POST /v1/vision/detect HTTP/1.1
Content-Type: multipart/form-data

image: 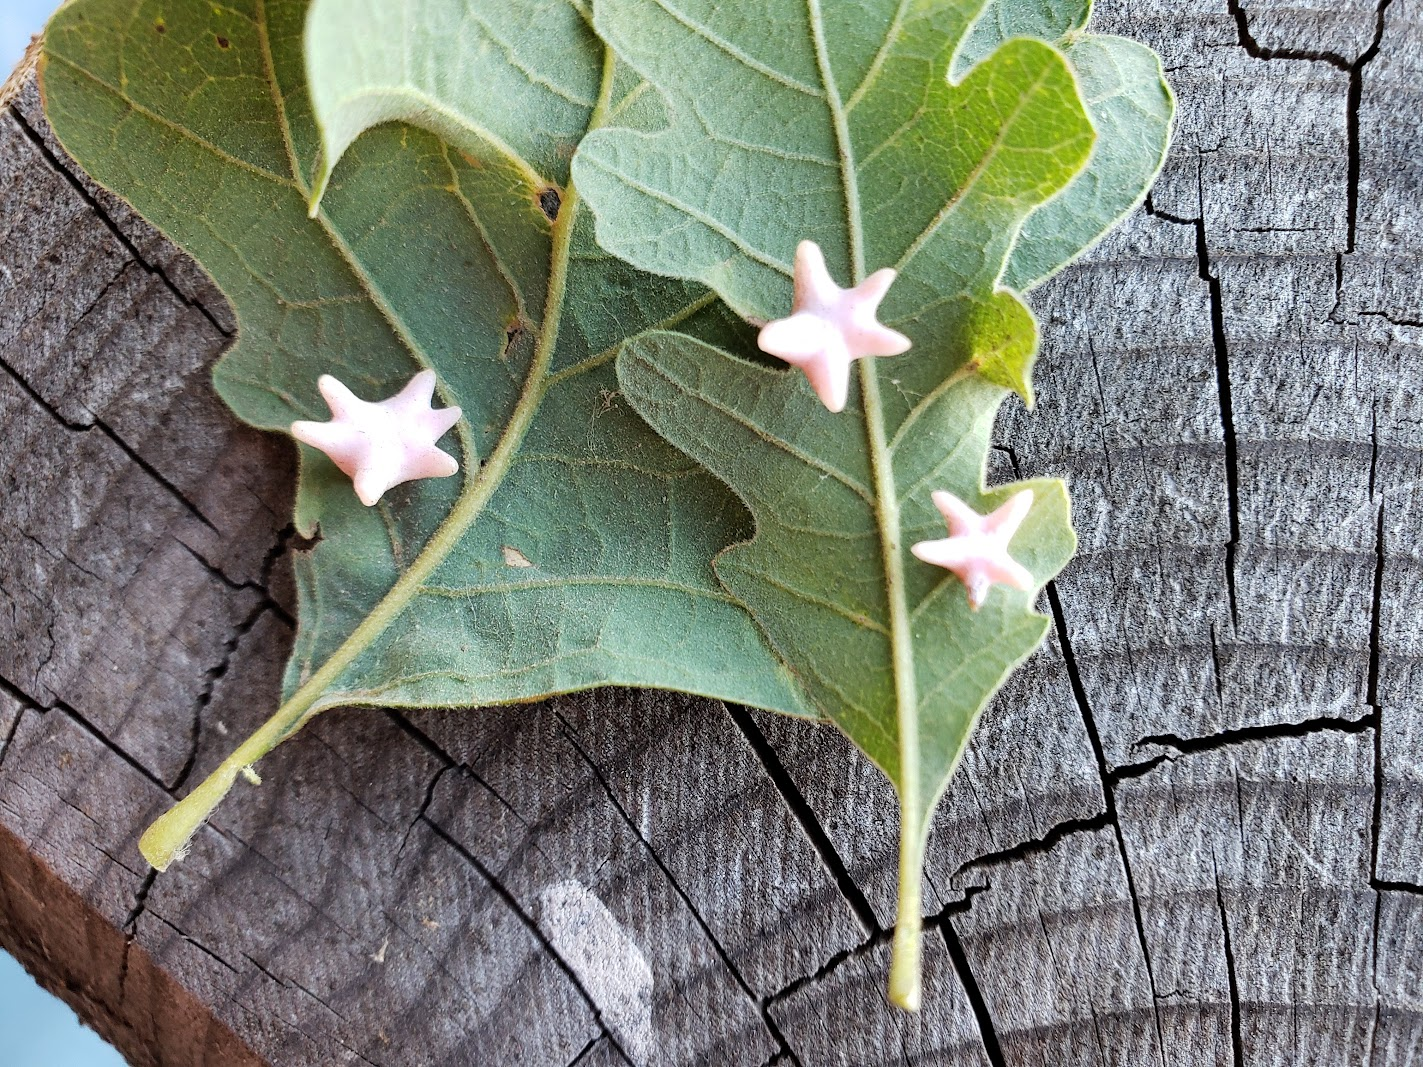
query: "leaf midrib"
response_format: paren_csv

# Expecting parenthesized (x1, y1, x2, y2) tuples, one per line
(805, 0, 919, 808)
(130, 26, 621, 869)
(284, 139, 602, 729)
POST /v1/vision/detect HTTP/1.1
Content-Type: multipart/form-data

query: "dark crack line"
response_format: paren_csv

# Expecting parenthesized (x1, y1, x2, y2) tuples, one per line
(1209, 623, 1227, 712)
(8, 101, 232, 337)
(1045, 582, 1169, 1067)
(148, 912, 238, 974)
(1226, 0, 1395, 253)
(1372, 878, 1423, 896)
(259, 522, 320, 593)
(1368, 502, 1388, 896)
(15, 526, 103, 583)
(1367, 502, 1386, 715)
(92, 845, 144, 881)
(941, 918, 1007, 1067)
(392, 714, 552, 850)
(116, 867, 158, 1000)
(396, 763, 452, 861)
(0, 671, 45, 721)
(1143, 192, 1240, 628)
(0, 702, 27, 774)
(567, 1037, 603, 1067)
(420, 817, 635, 1065)
(238, 954, 381, 1067)
(1226, 0, 1352, 70)
(121, 870, 157, 935)
(1362, 310, 1423, 329)
(0, 669, 176, 799)
(1119, 712, 1374, 781)
(1214, 880, 1245, 1067)
(171, 599, 274, 791)
(68, 262, 134, 338)
(725, 703, 880, 935)
(951, 814, 1112, 881)
(1369, 404, 1381, 500)
(1368, 891, 1385, 1066)
(1085, 334, 1115, 478)
(49, 696, 174, 798)
(551, 710, 804, 1067)
(766, 889, 997, 1030)
(1347, 0, 1395, 254)
(1332, 253, 1348, 323)
(383, 710, 459, 770)
(763, 928, 888, 1010)
(0, 350, 218, 533)
(175, 539, 294, 625)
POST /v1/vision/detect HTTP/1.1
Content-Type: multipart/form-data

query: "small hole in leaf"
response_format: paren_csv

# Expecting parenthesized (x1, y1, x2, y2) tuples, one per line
(538, 187, 561, 222)
(504, 322, 527, 358)
(502, 546, 534, 569)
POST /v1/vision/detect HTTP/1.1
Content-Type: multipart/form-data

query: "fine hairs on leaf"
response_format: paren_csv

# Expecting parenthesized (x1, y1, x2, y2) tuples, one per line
(38, 0, 1171, 1012)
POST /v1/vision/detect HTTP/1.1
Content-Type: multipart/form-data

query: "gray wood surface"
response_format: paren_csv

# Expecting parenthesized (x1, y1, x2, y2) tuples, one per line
(1, 0, 1420, 1063)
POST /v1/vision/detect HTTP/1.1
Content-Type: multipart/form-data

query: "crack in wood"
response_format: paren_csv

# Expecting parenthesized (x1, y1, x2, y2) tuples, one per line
(949, 814, 1112, 882)
(1044, 583, 1170, 1066)
(115, 868, 158, 1001)
(0, 680, 175, 798)
(0, 348, 220, 533)
(175, 540, 294, 625)
(550, 709, 804, 1067)
(1225, 0, 1394, 253)
(420, 816, 637, 1064)
(8, 100, 233, 338)
(940, 919, 1006, 1067)
(1122, 712, 1374, 774)
(1143, 190, 1242, 630)
(171, 599, 278, 791)
(726, 704, 881, 937)
(1214, 879, 1245, 1067)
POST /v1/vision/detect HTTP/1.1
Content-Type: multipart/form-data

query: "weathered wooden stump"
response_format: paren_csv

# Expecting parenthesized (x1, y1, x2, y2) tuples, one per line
(2, 0, 1421, 1062)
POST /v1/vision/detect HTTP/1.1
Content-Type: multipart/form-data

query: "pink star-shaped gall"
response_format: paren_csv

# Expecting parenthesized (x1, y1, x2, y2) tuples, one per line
(291, 370, 462, 506)
(910, 489, 1036, 610)
(757, 240, 912, 412)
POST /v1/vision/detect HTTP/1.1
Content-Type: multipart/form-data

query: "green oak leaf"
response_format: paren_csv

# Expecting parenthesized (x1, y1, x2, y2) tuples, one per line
(40, 0, 815, 872)
(961, 0, 1176, 289)
(572, 0, 1106, 1007)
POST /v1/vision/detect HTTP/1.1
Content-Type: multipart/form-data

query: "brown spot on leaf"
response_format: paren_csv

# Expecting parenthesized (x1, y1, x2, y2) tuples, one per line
(216, 35, 231, 49)
(154, 19, 166, 33)
(504, 321, 528, 359)
(538, 187, 562, 222)
(502, 546, 534, 569)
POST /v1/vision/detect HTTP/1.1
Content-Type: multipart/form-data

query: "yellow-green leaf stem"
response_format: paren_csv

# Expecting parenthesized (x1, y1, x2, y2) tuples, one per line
(141, 56, 606, 872)
(863, 359, 926, 1010)
(811, 0, 929, 1005)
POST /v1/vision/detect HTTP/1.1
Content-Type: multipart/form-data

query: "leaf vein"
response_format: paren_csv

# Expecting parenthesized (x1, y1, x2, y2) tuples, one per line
(645, 0, 824, 97)
(578, 155, 794, 278)
(638, 357, 874, 502)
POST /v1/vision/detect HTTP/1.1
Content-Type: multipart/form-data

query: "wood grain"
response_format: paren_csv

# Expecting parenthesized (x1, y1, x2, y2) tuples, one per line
(1, 1, 1420, 1063)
